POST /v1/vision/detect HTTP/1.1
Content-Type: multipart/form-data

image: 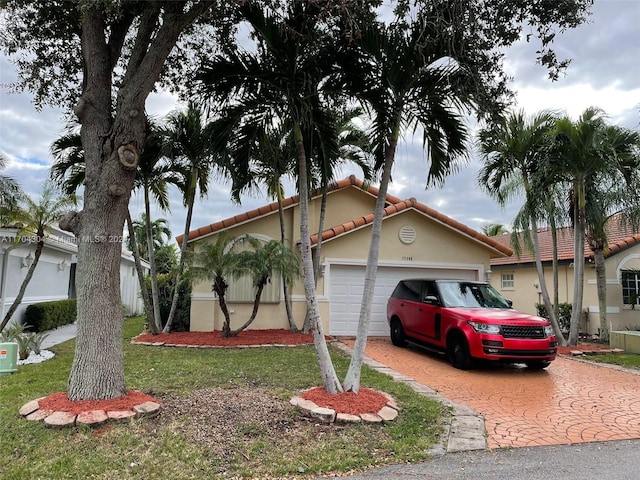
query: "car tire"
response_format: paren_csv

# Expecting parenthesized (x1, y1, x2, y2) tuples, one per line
(525, 360, 551, 370)
(447, 333, 472, 370)
(390, 320, 407, 347)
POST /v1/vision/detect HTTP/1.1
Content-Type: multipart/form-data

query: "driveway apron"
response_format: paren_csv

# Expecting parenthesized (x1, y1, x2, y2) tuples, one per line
(346, 337, 640, 449)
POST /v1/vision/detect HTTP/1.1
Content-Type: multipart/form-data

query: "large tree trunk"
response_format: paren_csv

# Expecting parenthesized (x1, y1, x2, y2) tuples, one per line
(594, 248, 608, 343)
(550, 214, 559, 321)
(125, 211, 158, 334)
(343, 140, 396, 393)
(144, 186, 163, 332)
(568, 180, 586, 346)
(0, 239, 44, 332)
(294, 124, 343, 394)
(65, 3, 209, 400)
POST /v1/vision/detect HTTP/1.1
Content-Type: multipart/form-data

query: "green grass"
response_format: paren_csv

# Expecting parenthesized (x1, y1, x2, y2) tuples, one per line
(0, 317, 446, 479)
(584, 352, 640, 369)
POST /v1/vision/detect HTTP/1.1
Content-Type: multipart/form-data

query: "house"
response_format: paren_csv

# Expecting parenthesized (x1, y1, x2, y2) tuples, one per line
(179, 175, 512, 336)
(1, 226, 149, 327)
(489, 218, 640, 335)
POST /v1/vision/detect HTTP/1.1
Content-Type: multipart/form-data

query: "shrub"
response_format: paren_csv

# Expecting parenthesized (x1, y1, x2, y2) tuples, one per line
(0, 324, 48, 359)
(536, 303, 572, 332)
(144, 272, 191, 332)
(23, 299, 76, 332)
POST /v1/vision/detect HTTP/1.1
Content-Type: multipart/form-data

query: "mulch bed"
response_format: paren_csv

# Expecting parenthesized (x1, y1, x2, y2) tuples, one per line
(301, 386, 389, 416)
(132, 328, 326, 347)
(38, 390, 157, 415)
(557, 343, 620, 355)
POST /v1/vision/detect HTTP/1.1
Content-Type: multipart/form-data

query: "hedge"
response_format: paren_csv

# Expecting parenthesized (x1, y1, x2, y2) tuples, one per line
(536, 302, 572, 332)
(24, 299, 77, 332)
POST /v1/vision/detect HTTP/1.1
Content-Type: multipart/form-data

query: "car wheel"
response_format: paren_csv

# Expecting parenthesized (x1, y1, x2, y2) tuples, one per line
(447, 333, 472, 370)
(525, 360, 551, 370)
(390, 320, 407, 347)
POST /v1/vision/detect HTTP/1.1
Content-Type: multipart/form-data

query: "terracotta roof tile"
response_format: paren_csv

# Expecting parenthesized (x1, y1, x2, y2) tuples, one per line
(176, 176, 512, 257)
(490, 214, 640, 266)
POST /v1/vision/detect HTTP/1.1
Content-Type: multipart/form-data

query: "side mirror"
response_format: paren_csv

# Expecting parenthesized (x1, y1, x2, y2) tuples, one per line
(424, 295, 439, 305)
(507, 299, 513, 308)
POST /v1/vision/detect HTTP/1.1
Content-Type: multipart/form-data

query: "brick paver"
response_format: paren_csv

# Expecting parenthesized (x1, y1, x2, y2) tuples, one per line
(344, 337, 640, 449)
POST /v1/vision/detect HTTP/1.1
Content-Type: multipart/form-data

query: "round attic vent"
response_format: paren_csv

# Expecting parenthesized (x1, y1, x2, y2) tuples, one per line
(398, 225, 416, 244)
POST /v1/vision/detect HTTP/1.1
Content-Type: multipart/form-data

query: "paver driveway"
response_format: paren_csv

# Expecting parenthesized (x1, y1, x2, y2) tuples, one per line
(343, 337, 640, 449)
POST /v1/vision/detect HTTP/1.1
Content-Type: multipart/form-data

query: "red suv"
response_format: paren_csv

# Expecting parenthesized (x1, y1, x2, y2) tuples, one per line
(386, 279, 557, 369)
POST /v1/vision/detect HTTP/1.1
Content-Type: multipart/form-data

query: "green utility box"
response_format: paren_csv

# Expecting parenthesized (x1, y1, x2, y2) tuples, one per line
(0, 342, 18, 375)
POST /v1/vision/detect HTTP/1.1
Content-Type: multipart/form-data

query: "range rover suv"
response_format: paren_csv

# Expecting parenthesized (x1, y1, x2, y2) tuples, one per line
(386, 279, 557, 369)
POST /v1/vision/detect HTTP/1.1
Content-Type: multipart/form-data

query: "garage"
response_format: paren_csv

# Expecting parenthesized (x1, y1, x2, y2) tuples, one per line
(328, 264, 479, 336)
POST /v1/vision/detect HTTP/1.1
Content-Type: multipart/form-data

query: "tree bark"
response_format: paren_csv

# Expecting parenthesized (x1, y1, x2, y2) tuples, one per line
(568, 179, 586, 346)
(295, 124, 343, 394)
(164, 168, 198, 333)
(66, 2, 212, 400)
(343, 138, 396, 392)
(594, 248, 608, 343)
(125, 210, 158, 334)
(277, 192, 297, 332)
(144, 186, 163, 332)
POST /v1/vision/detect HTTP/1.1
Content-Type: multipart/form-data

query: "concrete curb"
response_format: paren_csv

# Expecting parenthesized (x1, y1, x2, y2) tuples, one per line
(332, 341, 486, 454)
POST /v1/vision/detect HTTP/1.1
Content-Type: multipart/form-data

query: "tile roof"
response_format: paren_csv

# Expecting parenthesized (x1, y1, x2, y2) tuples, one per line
(490, 215, 640, 266)
(177, 175, 513, 256)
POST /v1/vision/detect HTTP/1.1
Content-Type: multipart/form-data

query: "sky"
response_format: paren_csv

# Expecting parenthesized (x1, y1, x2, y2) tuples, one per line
(1, 0, 639, 246)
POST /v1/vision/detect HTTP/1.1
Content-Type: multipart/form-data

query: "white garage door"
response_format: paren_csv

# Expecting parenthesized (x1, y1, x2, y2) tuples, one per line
(328, 264, 478, 336)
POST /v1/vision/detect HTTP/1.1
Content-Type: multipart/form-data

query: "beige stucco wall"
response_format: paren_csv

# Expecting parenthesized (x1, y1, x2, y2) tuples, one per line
(189, 188, 500, 333)
(319, 210, 492, 274)
(491, 243, 640, 336)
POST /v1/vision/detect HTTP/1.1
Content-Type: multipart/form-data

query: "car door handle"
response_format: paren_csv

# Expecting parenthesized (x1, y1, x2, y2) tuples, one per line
(417, 307, 423, 311)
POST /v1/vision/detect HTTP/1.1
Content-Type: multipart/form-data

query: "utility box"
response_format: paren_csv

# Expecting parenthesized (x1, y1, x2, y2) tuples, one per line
(0, 342, 18, 375)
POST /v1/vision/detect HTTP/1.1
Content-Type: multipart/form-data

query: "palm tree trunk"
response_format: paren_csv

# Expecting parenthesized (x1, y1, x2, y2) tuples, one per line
(0, 241, 44, 332)
(229, 281, 266, 336)
(569, 180, 586, 345)
(594, 248, 608, 343)
(144, 186, 163, 333)
(125, 211, 158, 335)
(277, 193, 297, 332)
(530, 215, 566, 346)
(303, 184, 328, 333)
(164, 169, 197, 333)
(343, 138, 396, 392)
(295, 124, 343, 394)
(550, 214, 560, 321)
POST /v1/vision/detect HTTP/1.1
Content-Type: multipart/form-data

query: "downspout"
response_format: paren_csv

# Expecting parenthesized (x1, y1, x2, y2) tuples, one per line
(0, 244, 17, 321)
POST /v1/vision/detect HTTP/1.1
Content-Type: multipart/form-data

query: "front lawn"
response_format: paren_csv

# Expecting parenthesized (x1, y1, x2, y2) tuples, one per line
(0, 317, 446, 479)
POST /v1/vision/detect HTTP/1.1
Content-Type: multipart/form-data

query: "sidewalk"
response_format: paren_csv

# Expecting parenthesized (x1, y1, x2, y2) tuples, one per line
(41, 323, 77, 349)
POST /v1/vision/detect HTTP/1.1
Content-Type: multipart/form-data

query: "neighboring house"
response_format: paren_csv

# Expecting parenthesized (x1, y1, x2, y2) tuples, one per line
(0, 226, 149, 327)
(489, 218, 640, 335)
(179, 175, 512, 336)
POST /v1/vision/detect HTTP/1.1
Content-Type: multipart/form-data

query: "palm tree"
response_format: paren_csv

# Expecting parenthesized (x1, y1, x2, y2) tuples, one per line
(482, 223, 508, 237)
(160, 101, 222, 333)
(478, 110, 566, 343)
(228, 237, 301, 336)
(338, 16, 471, 392)
(549, 107, 639, 345)
(0, 153, 24, 223)
(187, 233, 247, 338)
(197, 1, 346, 393)
(0, 181, 76, 333)
(128, 215, 171, 260)
(580, 126, 640, 343)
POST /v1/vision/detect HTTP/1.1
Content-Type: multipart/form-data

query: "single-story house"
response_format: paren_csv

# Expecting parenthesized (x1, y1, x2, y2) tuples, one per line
(178, 175, 513, 336)
(1, 226, 149, 327)
(489, 217, 640, 335)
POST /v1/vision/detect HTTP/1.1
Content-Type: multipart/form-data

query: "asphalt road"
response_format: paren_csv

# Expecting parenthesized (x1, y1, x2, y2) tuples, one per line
(317, 439, 640, 479)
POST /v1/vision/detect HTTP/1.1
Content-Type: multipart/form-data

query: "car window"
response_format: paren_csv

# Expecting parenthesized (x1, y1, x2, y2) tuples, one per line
(393, 280, 422, 302)
(437, 282, 511, 308)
